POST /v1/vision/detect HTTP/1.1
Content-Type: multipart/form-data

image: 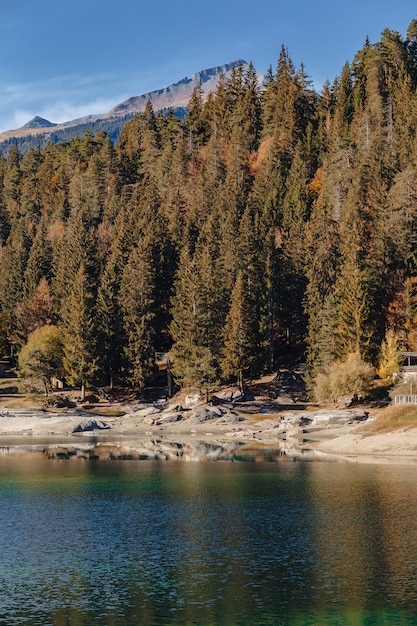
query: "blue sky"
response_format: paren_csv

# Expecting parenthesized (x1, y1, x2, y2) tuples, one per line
(0, 0, 416, 133)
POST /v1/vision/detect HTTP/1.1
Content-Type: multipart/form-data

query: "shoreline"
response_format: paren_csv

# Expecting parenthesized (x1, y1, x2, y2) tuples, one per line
(2, 398, 417, 463)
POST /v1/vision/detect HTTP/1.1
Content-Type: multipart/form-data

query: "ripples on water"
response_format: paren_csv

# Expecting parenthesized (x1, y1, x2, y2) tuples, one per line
(1, 455, 417, 625)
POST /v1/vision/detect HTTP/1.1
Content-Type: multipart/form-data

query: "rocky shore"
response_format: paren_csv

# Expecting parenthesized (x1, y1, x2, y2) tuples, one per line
(2, 396, 417, 463)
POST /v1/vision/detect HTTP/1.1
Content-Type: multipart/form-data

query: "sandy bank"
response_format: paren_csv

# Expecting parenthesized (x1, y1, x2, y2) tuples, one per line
(308, 422, 417, 462)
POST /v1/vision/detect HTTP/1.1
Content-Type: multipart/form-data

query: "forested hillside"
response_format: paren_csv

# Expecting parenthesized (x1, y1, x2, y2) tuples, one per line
(1, 23, 417, 399)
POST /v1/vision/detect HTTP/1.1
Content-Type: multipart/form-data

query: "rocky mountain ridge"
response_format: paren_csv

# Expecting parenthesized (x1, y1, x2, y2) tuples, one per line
(0, 60, 263, 155)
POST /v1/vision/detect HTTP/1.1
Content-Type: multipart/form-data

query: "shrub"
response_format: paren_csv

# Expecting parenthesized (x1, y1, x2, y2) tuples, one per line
(313, 352, 375, 402)
(43, 395, 74, 408)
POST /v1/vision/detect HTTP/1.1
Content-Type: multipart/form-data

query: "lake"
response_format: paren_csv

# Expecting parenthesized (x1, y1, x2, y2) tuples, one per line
(1, 449, 417, 625)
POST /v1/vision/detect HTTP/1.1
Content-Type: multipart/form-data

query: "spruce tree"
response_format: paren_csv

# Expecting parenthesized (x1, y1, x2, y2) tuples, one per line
(96, 254, 126, 388)
(186, 80, 208, 152)
(333, 255, 373, 360)
(170, 249, 219, 393)
(119, 236, 156, 389)
(61, 265, 98, 401)
(221, 271, 261, 392)
(22, 223, 52, 300)
(0, 220, 31, 319)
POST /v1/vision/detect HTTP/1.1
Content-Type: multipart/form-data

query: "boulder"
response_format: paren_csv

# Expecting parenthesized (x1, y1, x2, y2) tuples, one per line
(280, 408, 368, 427)
(192, 406, 223, 423)
(132, 405, 162, 417)
(311, 409, 368, 425)
(213, 389, 238, 402)
(212, 389, 252, 403)
(280, 412, 305, 425)
(185, 394, 200, 405)
(153, 412, 183, 425)
(165, 403, 184, 413)
(72, 419, 110, 433)
(219, 411, 244, 424)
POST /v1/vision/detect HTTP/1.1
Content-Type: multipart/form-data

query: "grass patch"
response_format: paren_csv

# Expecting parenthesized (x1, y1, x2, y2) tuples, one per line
(363, 404, 417, 435)
(0, 394, 44, 409)
(83, 406, 126, 418)
(401, 409, 417, 422)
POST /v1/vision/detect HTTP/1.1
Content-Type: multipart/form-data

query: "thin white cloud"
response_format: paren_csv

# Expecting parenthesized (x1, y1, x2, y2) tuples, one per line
(38, 96, 127, 124)
(7, 96, 126, 131)
(0, 72, 132, 133)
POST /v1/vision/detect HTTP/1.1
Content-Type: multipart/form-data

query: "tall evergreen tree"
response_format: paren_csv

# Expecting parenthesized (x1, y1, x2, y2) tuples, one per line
(119, 236, 156, 389)
(170, 249, 218, 393)
(333, 254, 374, 360)
(221, 271, 262, 391)
(96, 254, 126, 387)
(61, 265, 98, 400)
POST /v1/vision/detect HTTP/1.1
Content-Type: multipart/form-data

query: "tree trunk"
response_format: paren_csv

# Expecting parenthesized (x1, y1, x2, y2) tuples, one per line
(239, 368, 245, 395)
(167, 358, 172, 398)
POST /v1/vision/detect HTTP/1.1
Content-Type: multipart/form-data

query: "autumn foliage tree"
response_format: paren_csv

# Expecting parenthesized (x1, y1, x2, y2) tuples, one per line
(18, 325, 64, 395)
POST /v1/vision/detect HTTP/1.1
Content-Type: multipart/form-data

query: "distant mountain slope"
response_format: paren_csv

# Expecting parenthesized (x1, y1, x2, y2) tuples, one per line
(21, 116, 58, 130)
(0, 60, 261, 155)
(107, 61, 251, 116)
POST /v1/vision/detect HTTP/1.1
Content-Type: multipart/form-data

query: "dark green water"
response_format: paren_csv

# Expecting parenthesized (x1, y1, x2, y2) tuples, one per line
(1, 455, 417, 625)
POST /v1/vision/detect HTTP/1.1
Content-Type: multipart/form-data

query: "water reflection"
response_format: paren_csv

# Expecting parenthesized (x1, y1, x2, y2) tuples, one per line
(306, 463, 417, 614)
(0, 436, 301, 462)
(1, 457, 417, 624)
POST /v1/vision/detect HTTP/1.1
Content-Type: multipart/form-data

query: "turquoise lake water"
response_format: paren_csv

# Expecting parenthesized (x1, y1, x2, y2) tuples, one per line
(1, 453, 417, 625)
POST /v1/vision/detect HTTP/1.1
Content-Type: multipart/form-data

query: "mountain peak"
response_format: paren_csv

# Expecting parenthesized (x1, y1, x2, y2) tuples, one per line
(107, 60, 251, 117)
(21, 116, 57, 130)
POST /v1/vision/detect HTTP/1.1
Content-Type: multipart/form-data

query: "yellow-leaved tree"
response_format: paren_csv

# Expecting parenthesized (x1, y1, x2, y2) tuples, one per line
(377, 329, 402, 381)
(18, 325, 64, 395)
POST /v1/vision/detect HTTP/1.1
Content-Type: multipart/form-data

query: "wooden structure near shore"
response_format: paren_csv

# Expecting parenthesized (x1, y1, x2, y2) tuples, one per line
(395, 352, 417, 404)
(401, 352, 417, 374)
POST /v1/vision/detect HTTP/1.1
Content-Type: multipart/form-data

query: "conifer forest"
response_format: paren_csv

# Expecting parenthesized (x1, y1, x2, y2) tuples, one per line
(2, 24, 417, 398)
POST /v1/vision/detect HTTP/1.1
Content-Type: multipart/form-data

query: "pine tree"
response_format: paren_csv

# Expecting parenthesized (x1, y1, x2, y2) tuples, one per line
(61, 265, 98, 400)
(158, 137, 188, 247)
(385, 165, 417, 272)
(3, 142, 21, 220)
(332, 62, 354, 142)
(193, 212, 231, 359)
(52, 205, 99, 316)
(0, 220, 31, 319)
(170, 249, 219, 393)
(304, 204, 341, 370)
(186, 80, 208, 152)
(0, 312, 12, 358)
(96, 254, 126, 387)
(333, 255, 373, 359)
(119, 236, 156, 389)
(18, 147, 42, 221)
(221, 271, 261, 392)
(0, 172, 10, 244)
(22, 223, 52, 299)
